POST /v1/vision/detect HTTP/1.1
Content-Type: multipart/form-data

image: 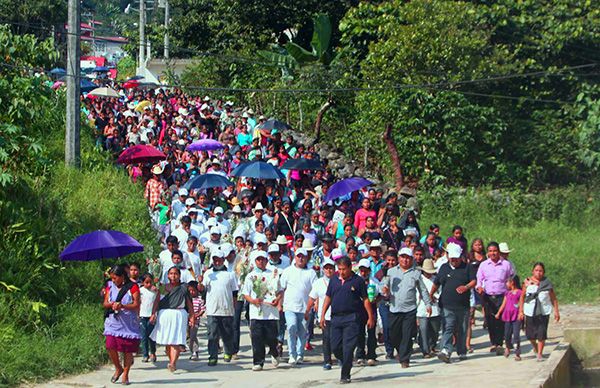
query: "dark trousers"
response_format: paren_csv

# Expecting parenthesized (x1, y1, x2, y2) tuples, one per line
(139, 317, 156, 357)
(277, 310, 286, 343)
(322, 320, 332, 364)
(378, 303, 394, 357)
(250, 319, 280, 365)
(232, 300, 245, 354)
(331, 314, 360, 380)
(307, 309, 316, 343)
(207, 315, 234, 360)
(504, 320, 521, 353)
(417, 316, 441, 355)
(389, 309, 417, 363)
(355, 319, 377, 360)
(484, 294, 505, 347)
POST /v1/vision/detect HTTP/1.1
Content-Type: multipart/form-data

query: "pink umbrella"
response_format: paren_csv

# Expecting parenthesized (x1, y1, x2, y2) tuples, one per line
(52, 81, 65, 90)
(117, 145, 167, 165)
(123, 80, 140, 89)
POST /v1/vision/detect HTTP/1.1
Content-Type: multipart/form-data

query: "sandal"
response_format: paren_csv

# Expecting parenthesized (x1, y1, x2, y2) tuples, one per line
(110, 370, 123, 384)
(149, 354, 157, 363)
(168, 363, 177, 373)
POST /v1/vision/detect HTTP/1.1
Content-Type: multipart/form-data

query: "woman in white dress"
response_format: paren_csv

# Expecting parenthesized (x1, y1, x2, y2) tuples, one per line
(150, 266, 195, 372)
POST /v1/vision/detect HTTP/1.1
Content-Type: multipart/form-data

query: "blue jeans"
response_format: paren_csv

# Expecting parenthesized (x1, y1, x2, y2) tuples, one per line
(440, 307, 469, 356)
(284, 311, 306, 359)
(139, 317, 156, 357)
(378, 303, 394, 356)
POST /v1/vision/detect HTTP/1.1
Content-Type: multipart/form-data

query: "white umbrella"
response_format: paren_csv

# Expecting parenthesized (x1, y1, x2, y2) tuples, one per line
(88, 87, 120, 98)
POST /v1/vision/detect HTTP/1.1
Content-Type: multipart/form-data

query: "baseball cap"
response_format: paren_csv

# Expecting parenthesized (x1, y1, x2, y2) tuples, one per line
(178, 188, 189, 196)
(331, 248, 344, 261)
(446, 242, 463, 259)
(185, 198, 195, 206)
(322, 258, 336, 268)
(296, 248, 308, 257)
(358, 259, 371, 269)
(254, 234, 267, 245)
(211, 249, 224, 258)
(214, 206, 224, 214)
(399, 247, 413, 257)
(220, 242, 234, 255)
(268, 243, 280, 253)
(209, 226, 221, 235)
(250, 250, 268, 261)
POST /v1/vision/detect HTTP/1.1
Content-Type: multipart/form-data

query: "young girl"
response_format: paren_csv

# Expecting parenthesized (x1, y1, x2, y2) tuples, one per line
(495, 275, 522, 360)
(518, 262, 560, 361)
(139, 273, 157, 363)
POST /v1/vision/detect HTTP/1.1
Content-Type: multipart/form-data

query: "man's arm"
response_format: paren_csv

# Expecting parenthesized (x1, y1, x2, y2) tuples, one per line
(363, 298, 375, 328)
(320, 296, 331, 327)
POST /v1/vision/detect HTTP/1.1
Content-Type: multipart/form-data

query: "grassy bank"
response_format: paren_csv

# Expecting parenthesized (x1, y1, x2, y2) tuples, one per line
(419, 186, 600, 303)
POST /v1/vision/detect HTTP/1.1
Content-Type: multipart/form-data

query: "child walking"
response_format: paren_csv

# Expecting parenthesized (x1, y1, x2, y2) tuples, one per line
(139, 273, 157, 362)
(188, 280, 205, 361)
(495, 275, 522, 361)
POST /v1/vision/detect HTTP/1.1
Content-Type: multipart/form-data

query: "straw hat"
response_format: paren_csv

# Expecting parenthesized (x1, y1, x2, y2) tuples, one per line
(275, 235, 289, 245)
(420, 259, 437, 274)
(499, 242, 512, 253)
(151, 164, 164, 175)
(302, 239, 315, 251)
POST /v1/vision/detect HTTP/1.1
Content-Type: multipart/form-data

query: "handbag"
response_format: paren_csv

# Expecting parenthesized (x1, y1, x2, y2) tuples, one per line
(104, 281, 135, 318)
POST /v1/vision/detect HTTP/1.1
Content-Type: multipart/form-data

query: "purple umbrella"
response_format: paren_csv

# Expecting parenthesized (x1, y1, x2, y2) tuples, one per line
(187, 139, 224, 152)
(324, 177, 373, 203)
(59, 230, 144, 261)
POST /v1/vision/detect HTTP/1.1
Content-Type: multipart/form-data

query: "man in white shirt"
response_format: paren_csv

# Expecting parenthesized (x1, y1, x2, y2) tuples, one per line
(305, 258, 335, 370)
(202, 227, 223, 265)
(241, 250, 283, 371)
(185, 236, 202, 278)
(214, 207, 231, 234)
(280, 248, 318, 365)
(171, 215, 198, 248)
(199, 249, 239, 366)
(266, 242, 290, 348)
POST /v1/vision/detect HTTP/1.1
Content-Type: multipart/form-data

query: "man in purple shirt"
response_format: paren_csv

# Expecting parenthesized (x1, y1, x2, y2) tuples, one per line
(476, 241, 515, 354)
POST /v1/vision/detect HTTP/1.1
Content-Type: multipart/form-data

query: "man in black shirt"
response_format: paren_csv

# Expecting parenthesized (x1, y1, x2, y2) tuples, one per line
(321, 257, 375, 384)
(430, 243, 476, 363)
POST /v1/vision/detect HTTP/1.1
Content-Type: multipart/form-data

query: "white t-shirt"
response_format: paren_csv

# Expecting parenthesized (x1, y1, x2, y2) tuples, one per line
(159, 249, 189, 284)
(309, 277, 331, 321)
(202, 268, 238, 316)
(241, 268, 281, 320)
(266, 256, 291, 276)
(417, 275, 440, 318)
(185, 250, 203, 277)
(280, 265, 318, 313)
(139, 287, 157, 318)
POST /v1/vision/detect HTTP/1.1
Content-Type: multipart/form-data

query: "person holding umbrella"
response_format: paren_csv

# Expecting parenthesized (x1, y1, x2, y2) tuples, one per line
(103, 264, 141, 385)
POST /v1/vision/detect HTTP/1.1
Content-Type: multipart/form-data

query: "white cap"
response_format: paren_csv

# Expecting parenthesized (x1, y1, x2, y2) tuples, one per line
(188, 207, 199, 214)
(268, 243, 280, 253)
(247, 109, 254, 115)
(322, 258, 336, 268)
(399, 247, 413, 257)
(185, 198, 195, 206)
(200, 103, 209, 111)
(369, 239, 382, 249)
(250, 250, 268, 261)
(275, 235, 288, 245)
(203, 96, 210, 102)
(232, 205, 242, 213)
(205, 218, 218, 227)
(178, 188, 189, 196)
(209, 226, 221, 235)
(225, 101, 234, 106)
(259, 115, 266, 120)
(358, 259, 371, 269)
(214, 206, 224, 214)
(242, 112, 249, 118)
(331, 248, 344, 261)
(211, 158, 222, 166)
(253, 203, 264, 211)
(211, 249, 224, 258)
(254, 233, 267, 245)
(295, 248, 308, 257)
(220, 242, 234, 255)
(446, 242, 463, 259)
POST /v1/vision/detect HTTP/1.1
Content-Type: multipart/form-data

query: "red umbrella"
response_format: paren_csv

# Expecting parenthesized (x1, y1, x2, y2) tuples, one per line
(123, 80, 140, 89)
(117, 145, 166, 165)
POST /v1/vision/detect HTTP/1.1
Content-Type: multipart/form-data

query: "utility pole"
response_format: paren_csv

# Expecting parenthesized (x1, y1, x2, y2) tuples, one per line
(163, 0, 169, 59)
(65, 0, 81, 168)
(139, 0, 146, 70)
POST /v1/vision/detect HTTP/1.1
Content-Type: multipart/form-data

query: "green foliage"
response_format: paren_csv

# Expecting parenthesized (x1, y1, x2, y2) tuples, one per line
(116, 56, 136, 81)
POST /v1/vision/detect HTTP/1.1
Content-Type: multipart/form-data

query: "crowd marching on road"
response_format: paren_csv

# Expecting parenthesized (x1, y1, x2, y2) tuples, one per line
(95, 85, 561, 385)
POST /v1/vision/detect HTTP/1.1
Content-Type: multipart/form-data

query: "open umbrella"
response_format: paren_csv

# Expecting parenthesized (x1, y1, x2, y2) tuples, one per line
(257, 119, 290, 132)
(187, 139, 224, 152)
(122, 80, 139, 89)
(230, 161, 285, 180)
(117, 144, 166, 165)
(60, 230, 144, 261)
(127, 75, 145, 81)
(324, 177, 373, 203)
(49, 67, 66, 76)
(51, 80, 65, 90)
(93, 66, 109, 72)
(89, 87, 120, 98)
(184, 173, 233, 191)
(281, 158, 323, 171)
(135, 100, 152, 112)
(80, 79, 97, 93)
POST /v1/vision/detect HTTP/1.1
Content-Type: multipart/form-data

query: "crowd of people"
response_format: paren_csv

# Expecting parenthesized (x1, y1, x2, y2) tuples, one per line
(96, 85, 561, 385)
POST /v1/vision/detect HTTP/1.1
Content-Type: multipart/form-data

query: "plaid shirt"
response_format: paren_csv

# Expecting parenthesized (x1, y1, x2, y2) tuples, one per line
(145, 178, 163, 209)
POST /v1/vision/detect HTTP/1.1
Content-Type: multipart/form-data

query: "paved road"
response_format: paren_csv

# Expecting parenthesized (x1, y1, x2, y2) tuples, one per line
(37, 313, 562, 388)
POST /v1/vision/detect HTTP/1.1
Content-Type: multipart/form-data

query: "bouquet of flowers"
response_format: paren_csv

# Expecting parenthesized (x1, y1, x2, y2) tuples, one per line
(251, 274, 276, 316)
(236, 254, 252, 301)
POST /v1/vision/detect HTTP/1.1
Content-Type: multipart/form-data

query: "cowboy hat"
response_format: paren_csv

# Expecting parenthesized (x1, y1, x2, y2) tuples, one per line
(420, 258, 436, 274)
(499, 242, 512, 253)
(302, 240, 315, 251)
(151, 164, 164, 175)
(275, 235, 288, 245)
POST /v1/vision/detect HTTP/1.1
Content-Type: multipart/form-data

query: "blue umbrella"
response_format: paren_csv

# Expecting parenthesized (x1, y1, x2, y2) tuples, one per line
(281, 158, 323, 171)
(127, 75, 145, 81)
(324, 177, 373, 203)
(184, 173, 233, 191)
(257, 119, 290, 132)
(230, 161, 285, 180)
(60, 230, 144, 261)
(49, 67, 66, 75)
(93, 66, 109, 72)
(80, 79, 97, 93)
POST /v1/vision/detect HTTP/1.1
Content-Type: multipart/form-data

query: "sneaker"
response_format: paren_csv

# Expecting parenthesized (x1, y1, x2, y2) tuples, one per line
(149, 355, 157, 363)
(288, 356, 297, 366)
(141, 357, 149, 363)
(296, 356, 304, 364)
(459, 355, 467, 361)
(356, 359, 365, 366)
(271, 355, 280, 367)
(367, 359, 377, 366)
(223, 354, 232, 363)
(305, 342, 314, 351)
(438, 351, 451, 364)
(340, 378, 351, 384)
(252, 364, 263, 371)
(232, 353, 240, 360)
(323, 363, 332, 370)
(208, 359, 218, 367)
(189, 353, 199, 361)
